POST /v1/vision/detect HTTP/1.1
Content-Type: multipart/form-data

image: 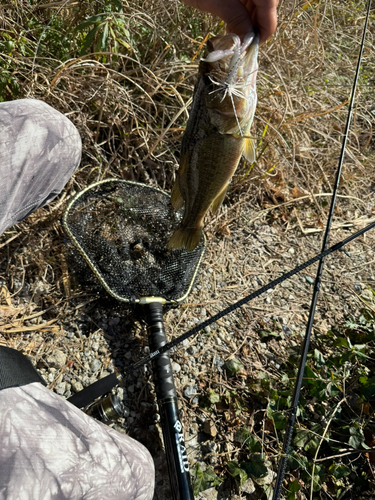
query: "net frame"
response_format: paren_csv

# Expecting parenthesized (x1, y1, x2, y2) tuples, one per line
(62, 179, 206, 304)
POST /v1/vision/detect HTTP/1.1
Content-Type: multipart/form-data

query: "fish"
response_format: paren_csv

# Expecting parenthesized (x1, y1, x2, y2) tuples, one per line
(167, 30, 259, 251)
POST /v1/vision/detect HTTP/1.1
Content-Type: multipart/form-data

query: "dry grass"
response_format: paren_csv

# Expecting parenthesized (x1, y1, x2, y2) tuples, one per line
(1, 0, 375, 498)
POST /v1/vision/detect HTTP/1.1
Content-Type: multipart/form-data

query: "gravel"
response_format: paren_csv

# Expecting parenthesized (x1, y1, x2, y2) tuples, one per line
(2, 206, 374, 500)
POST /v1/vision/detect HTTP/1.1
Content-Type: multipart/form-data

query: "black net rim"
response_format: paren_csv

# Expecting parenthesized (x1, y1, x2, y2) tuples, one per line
(62, 178, 206, 304)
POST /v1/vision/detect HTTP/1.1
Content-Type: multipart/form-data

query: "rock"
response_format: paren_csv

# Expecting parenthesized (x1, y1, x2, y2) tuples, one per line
(184, 385, 197, 399)
(203, 421, 218, 437)
(305, 276, 314, 284)
(197, 487, 218, 500)
(71, 380, 83, 393)
(172, 362, 181, 373)
(46, 351, 67, 369)
(242, 477, 256, 494)
(213, 356, 225, 370)
(55, 382, 66, 396)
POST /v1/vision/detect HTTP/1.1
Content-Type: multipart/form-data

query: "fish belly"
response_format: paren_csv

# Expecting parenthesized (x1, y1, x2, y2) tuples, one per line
(168, 131, 243, 251)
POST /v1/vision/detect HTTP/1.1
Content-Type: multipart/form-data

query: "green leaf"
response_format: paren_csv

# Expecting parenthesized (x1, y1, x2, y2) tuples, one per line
(234, 427, 262, 453)
(263, 484, 274, 500)
(81, 26, 100, 55)
(294, 429, 309, 449)
(259, 329, 281, 339)
(224, 357, 244, 376)
(271, 411, 287, 430)
(314, 349, 326, 367)
(362, 376, 375, 399)
(227, 461, 248, 486)
(334, 337, 349, 348)
(311, 464, 326, 491)
(329, 464, 351, 479)
(75, 16, 102, 32)
(242, 455, 268, 478)
(348, 426, 364, 449)
(288, 479, 301, 493)
(192, 464, 223, 495)
(208, 389, 220, 404)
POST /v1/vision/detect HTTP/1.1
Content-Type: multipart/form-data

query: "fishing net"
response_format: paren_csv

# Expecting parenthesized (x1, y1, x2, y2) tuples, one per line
(62, 179, 206, 303)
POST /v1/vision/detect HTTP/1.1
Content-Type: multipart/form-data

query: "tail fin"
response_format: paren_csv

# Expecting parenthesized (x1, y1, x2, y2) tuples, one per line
(167, 226, 202, 251)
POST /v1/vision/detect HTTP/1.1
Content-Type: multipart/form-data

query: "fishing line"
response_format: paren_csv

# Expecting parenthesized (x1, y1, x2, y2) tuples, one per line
(69, 218, 375, 408)
(272, 1, 373, 499)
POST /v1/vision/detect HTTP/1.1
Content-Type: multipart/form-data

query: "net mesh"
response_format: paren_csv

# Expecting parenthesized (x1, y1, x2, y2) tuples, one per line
(63, 180, 205, 302)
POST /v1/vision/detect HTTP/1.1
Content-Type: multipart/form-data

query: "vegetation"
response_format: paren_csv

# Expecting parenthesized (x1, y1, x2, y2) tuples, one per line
(1, 1, 375, 499)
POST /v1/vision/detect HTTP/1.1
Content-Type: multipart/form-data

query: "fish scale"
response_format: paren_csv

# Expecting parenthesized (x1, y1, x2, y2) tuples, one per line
(168, 31, 259, 251)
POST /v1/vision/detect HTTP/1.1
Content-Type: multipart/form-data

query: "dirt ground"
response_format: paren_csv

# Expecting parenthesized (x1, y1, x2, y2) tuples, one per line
(0, 1, 375, 499)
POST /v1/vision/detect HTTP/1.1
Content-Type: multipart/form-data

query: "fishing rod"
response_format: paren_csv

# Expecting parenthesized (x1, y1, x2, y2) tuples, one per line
(68, 218, 375, 408)
(272, 1, 373, 499)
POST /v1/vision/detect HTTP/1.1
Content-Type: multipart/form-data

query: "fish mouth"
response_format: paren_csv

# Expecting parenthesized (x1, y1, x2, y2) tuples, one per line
(203, 31, 259, 71)
(202, 31, 259, 96)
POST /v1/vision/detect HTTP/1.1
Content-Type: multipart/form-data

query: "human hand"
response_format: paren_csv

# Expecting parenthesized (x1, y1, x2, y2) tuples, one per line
(181, 0, 279, 43)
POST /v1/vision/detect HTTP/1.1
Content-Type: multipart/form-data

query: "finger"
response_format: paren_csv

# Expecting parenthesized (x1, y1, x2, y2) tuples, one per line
(247, 0, 279, 43)
(182, 0, 254, 39)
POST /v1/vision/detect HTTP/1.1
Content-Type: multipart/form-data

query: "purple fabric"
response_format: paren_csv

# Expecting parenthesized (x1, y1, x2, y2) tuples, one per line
(0, 100, 155, 499)
(0, 99, 82, 233)
(0, 383, 154, 500)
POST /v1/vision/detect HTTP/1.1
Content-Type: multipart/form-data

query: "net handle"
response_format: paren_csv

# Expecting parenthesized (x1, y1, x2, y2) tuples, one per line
(145, 302, 193, 500)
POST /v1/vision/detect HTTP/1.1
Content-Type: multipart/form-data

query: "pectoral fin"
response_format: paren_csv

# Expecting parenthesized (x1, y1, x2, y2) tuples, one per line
(171, 179, 184, 210)
(211, 184, 228, 213)
(243, 137, 256, 163)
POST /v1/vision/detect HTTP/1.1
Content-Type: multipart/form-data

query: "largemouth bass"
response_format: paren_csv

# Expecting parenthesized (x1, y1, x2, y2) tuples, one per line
(168, 31, 259, 251)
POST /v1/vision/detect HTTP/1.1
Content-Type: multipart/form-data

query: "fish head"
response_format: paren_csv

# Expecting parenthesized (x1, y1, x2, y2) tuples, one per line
(200, 31, 259, 135)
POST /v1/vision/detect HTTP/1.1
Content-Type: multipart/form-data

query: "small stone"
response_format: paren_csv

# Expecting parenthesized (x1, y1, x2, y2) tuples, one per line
(46, 351, 67, 369)
(213, 356, 225, 370)
(305, 276, 314, 284)
(90, 359, 102, 373)
(55, 382, 66, 396)
(203, 421, 218, 437)
(172, 362, 181, 373)
(197, 487, 218, 500)
(71, 380, 83, 393)
(252, 468, 276, 486)
(91, 342, 99, 351)
(184, 385, 197, 399)
(354, 283, 362, 292)
(288, 247, 295, 254)
(242, 477, 256, 494)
